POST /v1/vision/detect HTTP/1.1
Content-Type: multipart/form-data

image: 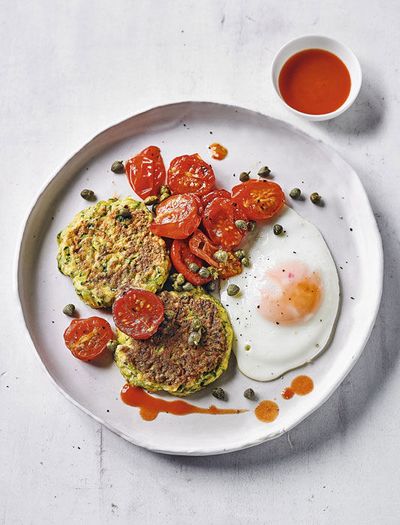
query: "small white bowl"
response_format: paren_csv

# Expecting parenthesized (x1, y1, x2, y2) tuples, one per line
(271, 35, 362, 121)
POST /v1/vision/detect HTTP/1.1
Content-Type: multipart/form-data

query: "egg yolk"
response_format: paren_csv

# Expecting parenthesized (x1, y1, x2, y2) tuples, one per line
(260, 262, 322, 325)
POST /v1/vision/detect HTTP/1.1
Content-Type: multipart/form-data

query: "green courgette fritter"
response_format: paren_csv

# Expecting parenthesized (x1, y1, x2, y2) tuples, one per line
(114, 289, 233, 396)
(57, 197, 170, 308)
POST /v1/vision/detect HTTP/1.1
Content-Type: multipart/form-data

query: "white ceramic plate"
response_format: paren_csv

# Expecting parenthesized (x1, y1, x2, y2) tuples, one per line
(16, 102, 383, 455)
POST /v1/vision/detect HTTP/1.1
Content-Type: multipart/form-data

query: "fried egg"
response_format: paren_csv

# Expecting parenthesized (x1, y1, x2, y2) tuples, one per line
(220, 206, 340, 381)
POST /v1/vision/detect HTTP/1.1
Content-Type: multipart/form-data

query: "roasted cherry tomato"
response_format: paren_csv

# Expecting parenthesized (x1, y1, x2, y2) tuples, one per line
(201, 189, 231, 207)
(188, 230, 242, 279)
(64, 317, 114, 362)
(112, 289, 164, 340)
(217, 252, 243, 279)
(171, 239, 212, 285)
(232, 180, 285, 221)
(125, 146, 166, 200)
(168, 154, 216, 196)
(150, 193, 201, 239)
(202, 197, 245, 249)
(189, 230, 219, 267)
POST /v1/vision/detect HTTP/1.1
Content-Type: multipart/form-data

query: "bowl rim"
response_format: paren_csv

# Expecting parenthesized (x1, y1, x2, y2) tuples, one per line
(271, 34, 362, 120)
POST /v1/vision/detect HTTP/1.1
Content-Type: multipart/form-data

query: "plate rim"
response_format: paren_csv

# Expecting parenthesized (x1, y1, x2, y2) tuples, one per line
(14, 100, 384, 456)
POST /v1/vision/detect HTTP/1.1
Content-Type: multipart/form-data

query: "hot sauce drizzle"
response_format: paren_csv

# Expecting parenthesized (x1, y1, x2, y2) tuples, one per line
(281, 375, 314, 399)
(254, 400, 279, 423)
(121, 384, 247, 420)
(278, 48, 351, 115)
(209, 143, 228, 160)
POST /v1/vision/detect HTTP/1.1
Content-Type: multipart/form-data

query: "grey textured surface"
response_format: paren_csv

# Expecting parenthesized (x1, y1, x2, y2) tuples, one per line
(1, 0, 399, 523)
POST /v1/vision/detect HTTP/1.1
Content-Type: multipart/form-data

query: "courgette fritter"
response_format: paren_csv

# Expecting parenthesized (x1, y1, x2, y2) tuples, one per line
(57, 197, 170, 308)
(114, 290, 233, 396)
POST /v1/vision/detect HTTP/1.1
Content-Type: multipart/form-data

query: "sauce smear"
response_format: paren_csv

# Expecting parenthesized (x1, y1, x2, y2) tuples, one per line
(279, 49, 351, 115)
(281, 387, 295, 400)
(209, 143, 228, 160)
(255, 400, 279, 423)
(121, 384, 246, 421)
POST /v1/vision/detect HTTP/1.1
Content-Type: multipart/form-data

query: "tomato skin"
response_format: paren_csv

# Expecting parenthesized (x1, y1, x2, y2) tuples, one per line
(188, 230, 242, 279)
(125, 146, 166, 200)
(202, 197, 245, 250)
(201, 189, 231, 208)
(112, 289, 164, 340)
(189, 230, 219, 267)
(64, 317, 114, 362)
(168, 154, 216, 196)
(150, 193, 201, 239)
(232, 180, 285, 221)
(170, 239, 212, 285)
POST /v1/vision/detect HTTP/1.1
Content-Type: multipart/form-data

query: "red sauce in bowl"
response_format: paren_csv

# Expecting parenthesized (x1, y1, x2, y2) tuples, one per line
(278, 49, 351, 115)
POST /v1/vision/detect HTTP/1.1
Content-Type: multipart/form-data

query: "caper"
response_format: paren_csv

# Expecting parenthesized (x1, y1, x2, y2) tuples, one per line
(234, 249, 246, 260)
(164, 310, 175, 320)
(188, 262, 200, 273)
(241, 257, 250, 267)
(106, 340, 118, 352)
(258, 166, 271, 178)
(273, 224, 283, 235)
(206, 280, 217, 293)
(111, 160, 125, 174)
(188, 331, 202, 346)
(182, 282, 194, 291)
(247, 220, 256, 232)
(80, 189, 96, 201)
(227, 284, 240, 296)
(310, 192, 321, 204)
(62, 304, 75, 316)
(207, 266, 220, 279)
(244, 388, 255, 400)
(235, 219, 248, 230)
(244, 344, 251, 351)
(144, 195, 159, 205)
(191, 318, 202, 331)
(289, 187, 301, 200)
(239, 171, 250, 182)
(213, 250, 228, 263)
(198, 267, 210, 279)
(160, 185, 171, 195)
(212, 387, 226, 400)
(159, 193, 170, 202)
(176, 273, 185, 286)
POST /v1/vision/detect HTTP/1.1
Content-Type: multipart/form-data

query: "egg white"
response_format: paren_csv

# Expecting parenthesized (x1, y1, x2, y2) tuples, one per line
(220, 206, 340, 381)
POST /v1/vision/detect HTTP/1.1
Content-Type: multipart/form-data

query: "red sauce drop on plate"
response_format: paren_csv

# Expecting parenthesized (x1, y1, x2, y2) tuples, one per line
(291, 375, 314, 396)
(278, 49, 351, 115)
(121, 384, 247, 420)
(254, 400, 279, 423)
(282, 375, 314, 400)
(209, 143, 228, 160)
(281, 387, 295, 400)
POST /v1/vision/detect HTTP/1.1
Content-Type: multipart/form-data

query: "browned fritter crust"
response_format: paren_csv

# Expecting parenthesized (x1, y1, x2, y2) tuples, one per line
(115, 290, 233, 395)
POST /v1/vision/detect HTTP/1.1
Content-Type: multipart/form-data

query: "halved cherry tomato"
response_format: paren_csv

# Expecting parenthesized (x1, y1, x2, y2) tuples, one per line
(232, 180, 285, 220)
(188, 230, 242, 279)
(202, 197, 245, 249)
(201, 189, 231, 207)
(171, 239, 212, 285)
(64, 317, 114, 362)
(125, 146, 166, 200)
(112, 289, 164, 340)
(168, 154, 216, 196)
(189, 230, 219, 267)
(150, 194, 201, 239)
(218, 252, 243, 279)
